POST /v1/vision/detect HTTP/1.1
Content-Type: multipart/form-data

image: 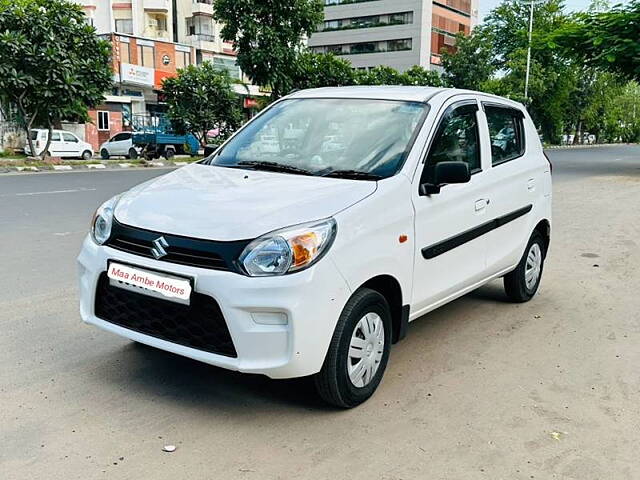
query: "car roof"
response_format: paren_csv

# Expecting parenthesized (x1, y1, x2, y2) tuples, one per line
(287, 86, 524, 110)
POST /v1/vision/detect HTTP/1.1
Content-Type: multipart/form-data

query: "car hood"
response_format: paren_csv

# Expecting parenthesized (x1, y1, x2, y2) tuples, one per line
(114, 163, 377, 240)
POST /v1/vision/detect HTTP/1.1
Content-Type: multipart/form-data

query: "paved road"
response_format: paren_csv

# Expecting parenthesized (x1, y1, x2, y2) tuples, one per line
(1, 146, 639, 479)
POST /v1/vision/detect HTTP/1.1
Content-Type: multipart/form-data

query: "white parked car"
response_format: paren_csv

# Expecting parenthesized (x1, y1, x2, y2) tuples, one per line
(99, 132, 140, 159)
(78, 87, 552, 407)
(25, 129, 93, 159)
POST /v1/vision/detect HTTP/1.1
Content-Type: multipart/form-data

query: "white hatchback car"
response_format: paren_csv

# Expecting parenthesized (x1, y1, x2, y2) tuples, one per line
(26, 129, 93, 159)
(99, 132, 140, 159)
(78, 87, 552, 407)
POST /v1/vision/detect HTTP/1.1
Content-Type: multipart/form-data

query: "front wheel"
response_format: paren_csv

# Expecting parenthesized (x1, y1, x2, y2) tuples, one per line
(100, 149, 110, 160)
(314, 288, 392, 408)
(81, 150, 92, 161)
(503, 231, 546, 302)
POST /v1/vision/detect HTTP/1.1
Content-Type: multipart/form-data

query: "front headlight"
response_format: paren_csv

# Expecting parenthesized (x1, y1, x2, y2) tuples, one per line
(90, 195, 120, 245)
(239, 218, 337, 277)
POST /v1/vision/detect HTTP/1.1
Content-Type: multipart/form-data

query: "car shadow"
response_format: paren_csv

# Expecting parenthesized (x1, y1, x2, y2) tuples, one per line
(92, 279, 516, 413)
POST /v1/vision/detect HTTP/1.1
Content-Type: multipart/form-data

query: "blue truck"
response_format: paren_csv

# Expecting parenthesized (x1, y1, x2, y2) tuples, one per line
(130, 113, 200, 160)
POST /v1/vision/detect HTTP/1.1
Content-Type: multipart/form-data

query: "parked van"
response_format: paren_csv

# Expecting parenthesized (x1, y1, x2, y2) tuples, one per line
(78, 87, 552, 407)
(25, 129, 93, 159)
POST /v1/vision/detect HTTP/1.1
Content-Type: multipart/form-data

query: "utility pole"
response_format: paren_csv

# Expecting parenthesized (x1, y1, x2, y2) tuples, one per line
(524, 0, 535, 102)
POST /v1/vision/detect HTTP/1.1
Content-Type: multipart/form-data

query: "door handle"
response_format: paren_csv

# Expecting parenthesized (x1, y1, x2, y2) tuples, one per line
(475, 199, 490, 211)
(527, 178, 536, 191)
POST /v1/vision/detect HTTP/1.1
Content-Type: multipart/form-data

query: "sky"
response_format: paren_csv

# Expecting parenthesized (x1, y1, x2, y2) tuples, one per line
(478, 0, 631, 22)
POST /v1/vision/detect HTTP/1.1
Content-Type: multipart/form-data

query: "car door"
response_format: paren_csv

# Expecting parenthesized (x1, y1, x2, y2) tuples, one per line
(479, 101, 545, 274)
(111, 132, 131, 155)
(61, 132, 81, 157)
(48, 132, 63, 156)
(411, 98, 491, 315)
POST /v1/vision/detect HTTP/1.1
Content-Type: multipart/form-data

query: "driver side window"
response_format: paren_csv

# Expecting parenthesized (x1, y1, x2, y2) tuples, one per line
(423, 103, 480, 183)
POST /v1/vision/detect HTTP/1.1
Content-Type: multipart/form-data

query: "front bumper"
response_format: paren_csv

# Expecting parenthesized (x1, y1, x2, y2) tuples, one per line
(77, 235, 352, 379)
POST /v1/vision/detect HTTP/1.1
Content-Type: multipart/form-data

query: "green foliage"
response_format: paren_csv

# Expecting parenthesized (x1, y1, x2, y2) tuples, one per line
(440, 30, 496, 90)
(551, 1, 640, 80)
(0, 0, 112, 158)
(162, 62, 243, 146)
(290, 52, 357, 90)
(357, 65, 445, 87)
(213, 0, 324, 98)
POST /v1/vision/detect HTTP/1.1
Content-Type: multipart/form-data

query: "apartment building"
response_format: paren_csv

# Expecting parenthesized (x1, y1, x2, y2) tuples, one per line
(72, 0, 261, 150)
(308, 0, 479, 72)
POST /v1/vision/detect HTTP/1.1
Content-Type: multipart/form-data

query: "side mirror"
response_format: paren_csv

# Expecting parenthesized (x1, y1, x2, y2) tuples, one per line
(420, 161, 471, 195)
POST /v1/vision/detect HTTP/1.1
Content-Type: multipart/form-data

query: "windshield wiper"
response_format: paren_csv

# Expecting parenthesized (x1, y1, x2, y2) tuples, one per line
(321, 169, 383, 181)
(237, 160, 314, 176)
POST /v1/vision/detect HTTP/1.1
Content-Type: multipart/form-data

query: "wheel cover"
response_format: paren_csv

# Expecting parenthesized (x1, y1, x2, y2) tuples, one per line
(347, 312, 385, 388)
(525, 243, 542, 290)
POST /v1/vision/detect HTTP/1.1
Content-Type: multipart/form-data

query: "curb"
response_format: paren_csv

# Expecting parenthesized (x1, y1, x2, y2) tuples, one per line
(544, 143, 638, 150)
(0, 161, 195, 175)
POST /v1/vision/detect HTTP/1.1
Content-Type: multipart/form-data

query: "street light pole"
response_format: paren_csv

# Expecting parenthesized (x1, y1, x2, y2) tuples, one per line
(524, 0, 535, 102)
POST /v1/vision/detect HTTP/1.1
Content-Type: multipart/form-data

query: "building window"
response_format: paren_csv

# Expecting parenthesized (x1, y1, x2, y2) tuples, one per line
(320, 11, 413, 32)
(212, 56, 241, 79)
(186, 16, 215, 42)
(97, 111, 110, 131)
(120, 42, 131, 64)
(324, 0, 380, 5)
(176, 50, 191, 69)
(137, 44, 155, 67)
(315, 38, 412, 56)
(115, 19, 133, 35)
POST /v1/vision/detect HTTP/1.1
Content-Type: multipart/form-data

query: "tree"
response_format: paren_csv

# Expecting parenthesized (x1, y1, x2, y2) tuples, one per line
(551, 1, 640, 80)
(213, 0, 324, 98)
(162, 62, 243, 147)
(0, 0, 112, 159)
(290, 52, 357, 90)
(440, 29, 496, 90)
(357, 65, 444, 87)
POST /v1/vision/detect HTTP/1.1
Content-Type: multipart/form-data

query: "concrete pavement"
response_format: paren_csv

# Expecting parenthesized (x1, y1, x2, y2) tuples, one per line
(1, 146, 639, 479)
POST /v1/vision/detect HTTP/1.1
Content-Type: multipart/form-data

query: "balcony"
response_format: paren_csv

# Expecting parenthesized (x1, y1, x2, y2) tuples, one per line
(186, 34, 218, 52)
(143, 0, 169, 12)
(192, 0, 214, 16)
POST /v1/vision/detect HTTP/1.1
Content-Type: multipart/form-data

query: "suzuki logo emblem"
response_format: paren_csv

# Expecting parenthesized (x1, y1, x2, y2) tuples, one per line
(151, 236, 169, 259)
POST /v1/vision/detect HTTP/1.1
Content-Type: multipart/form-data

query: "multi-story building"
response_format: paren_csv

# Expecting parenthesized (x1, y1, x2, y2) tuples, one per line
(71, 0, 261, 150)
(308, 0, 479, 72)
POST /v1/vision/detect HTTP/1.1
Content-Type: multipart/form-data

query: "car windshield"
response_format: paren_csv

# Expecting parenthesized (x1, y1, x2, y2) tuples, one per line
(206, 98, 428, 179)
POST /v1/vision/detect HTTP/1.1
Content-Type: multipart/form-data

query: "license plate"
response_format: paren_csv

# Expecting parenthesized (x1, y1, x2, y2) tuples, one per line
(107, 262, 192, 305)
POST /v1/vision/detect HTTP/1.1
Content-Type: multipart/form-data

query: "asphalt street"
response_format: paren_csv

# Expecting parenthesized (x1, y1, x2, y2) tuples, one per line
(1, 145, 639, 479)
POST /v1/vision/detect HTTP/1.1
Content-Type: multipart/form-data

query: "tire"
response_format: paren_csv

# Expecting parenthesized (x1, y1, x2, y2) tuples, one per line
(314, 288, 392, 408)
(100, 149, 110, 160)
(81, 150, 92, 161)
(164, 147, 175, 159)
(128, 148, 138, 160)
(503, 231, 546, 302)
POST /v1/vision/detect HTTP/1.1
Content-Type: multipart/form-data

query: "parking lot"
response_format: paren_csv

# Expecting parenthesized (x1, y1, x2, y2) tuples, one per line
(1, 145, 639, 479)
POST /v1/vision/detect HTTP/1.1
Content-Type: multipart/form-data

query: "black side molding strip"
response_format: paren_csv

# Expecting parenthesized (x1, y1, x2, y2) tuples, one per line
(422, 204, 533, 259)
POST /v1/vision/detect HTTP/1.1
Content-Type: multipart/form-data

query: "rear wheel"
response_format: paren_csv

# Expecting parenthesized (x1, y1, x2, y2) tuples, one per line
(100, 148, 110, 160)
(314, 288, 391, 408)
(504, 231, 546, 302)
(164, 147, 175, 159)
(128, 148, 138, 160)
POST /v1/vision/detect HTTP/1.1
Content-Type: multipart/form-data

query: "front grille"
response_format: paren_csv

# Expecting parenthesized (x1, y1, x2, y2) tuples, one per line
(95, 273, 237, 357)
(106, 219, 250, 272)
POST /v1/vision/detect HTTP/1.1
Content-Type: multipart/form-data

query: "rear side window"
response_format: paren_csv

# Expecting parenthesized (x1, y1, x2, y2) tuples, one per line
(62, 132, 78, 142)
(485, 105, 525, 165)
(51, 132, 61, 141)
(424, 103, 481, 179)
